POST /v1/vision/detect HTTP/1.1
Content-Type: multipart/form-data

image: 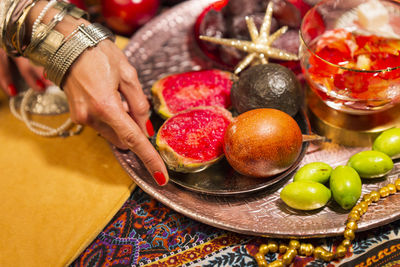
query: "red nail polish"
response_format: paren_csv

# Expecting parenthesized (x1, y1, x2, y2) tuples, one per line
(153, 171, 167, 186)
(36, 79, 45, 90)
(7, 84, 17, 96)
(146, 119, 155, 137)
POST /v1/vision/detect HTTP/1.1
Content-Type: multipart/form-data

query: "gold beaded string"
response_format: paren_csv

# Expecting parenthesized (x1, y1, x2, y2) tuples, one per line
(254, 178, 400, 267)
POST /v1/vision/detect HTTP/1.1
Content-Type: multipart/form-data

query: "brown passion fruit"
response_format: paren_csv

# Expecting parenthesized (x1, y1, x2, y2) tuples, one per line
(223, 108, 302, 178)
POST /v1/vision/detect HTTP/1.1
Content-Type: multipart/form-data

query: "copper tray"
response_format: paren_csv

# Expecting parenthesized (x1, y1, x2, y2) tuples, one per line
(113, 0, 400, 238)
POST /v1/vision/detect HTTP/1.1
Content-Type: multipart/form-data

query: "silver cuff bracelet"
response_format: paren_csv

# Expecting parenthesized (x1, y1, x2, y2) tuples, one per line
(46, 23, 115, 87)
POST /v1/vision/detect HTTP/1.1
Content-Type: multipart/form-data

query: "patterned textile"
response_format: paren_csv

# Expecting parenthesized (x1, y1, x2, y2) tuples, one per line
(71, 188, 400, 267)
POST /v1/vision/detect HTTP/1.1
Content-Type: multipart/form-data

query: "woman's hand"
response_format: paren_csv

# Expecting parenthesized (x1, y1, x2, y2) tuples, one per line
(0, 49, 50, 96)
(63, 40, 169, 186)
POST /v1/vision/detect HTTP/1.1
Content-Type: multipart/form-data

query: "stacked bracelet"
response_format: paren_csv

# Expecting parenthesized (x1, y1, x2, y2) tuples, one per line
(27, 23, 64, 66)
(54, 1, 88, 21)
(1, 1, 20, 55)
(12, 1, 40, 55)
(25, 1, 89, 67)
(3, 1, 112, 88)
(25, 3, 71, 57)
(1, 0, 88, 57)
(45, 23, 114, 87)
(31, 0, 57, 40)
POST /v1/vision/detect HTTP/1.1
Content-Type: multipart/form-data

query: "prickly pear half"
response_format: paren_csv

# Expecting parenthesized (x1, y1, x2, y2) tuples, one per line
(156, 106, 233, 173)
(151, 69, 235, 119)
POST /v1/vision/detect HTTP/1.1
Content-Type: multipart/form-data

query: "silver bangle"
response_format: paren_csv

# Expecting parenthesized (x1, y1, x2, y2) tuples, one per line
(1, 1, 19, 55)
(31, 0, 57, 40)
(46, 23, 115, 87)
(24, 3, 70, 57)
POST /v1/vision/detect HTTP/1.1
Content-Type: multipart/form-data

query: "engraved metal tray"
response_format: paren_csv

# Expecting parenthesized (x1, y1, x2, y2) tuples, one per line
(112, 0, 400, 238)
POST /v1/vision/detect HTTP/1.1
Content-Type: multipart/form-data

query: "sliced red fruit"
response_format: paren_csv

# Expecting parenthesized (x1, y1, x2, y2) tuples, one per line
(151, 69, 234, 119)
(156, 106, 233, 173)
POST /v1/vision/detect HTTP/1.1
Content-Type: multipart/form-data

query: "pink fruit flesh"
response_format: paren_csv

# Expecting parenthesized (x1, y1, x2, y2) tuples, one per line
(160, 70, 232, 114)
(159, 108, 231, 162)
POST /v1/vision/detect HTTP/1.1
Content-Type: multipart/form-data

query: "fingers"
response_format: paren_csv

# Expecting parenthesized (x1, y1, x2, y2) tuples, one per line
(32, 65, 52, 87)
(90, 119, 128, 150)
(104, 102, 169, 186)
(0, 50, 17, 96)
(62, 41, 169, 186)
(118, 60, 154, 138)
(13, 57, 46, 92)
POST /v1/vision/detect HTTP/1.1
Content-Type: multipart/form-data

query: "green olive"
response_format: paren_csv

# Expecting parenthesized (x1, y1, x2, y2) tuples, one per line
(280, 181, 331, 210)
(347, 150, 393, 178)
(330, 166, 362, 210)
(373, 128, 400, 158)
(293, 162, 332, 184)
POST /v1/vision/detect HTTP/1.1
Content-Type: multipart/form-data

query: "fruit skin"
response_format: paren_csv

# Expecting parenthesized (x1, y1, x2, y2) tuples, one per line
(151, 69, 235, 119)
(347, 150, 394, 178)
(373, 128, 400, 158)
(223, 108, 302, 178)
(101, 0, 160, 36)
(231, 64, 302, 116)
(280, 181, 331, 210)
(330, 166, 362, 210)
(156, 106, 233, 173)
(293, 162, 332, 184)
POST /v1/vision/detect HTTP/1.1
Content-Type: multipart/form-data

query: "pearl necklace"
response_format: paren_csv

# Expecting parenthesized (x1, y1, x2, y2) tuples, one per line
(9, 86, 83, 137)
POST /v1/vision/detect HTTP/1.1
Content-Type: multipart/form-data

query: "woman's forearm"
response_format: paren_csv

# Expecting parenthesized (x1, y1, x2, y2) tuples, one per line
(26, 1, 89, 39)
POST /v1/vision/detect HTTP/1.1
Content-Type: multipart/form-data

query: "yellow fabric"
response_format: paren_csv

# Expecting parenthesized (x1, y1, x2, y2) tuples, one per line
(0, 36, 135, 267)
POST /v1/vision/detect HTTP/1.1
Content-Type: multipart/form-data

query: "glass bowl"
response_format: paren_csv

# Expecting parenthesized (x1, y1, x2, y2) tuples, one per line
(300, 0, 400, 114)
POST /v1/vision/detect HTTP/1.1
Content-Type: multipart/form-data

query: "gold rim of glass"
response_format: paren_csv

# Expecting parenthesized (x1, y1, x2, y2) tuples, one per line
(299, 0, 400, 74)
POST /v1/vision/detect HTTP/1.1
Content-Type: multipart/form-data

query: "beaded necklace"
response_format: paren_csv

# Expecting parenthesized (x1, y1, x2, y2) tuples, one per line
(9, 86, 82, 137)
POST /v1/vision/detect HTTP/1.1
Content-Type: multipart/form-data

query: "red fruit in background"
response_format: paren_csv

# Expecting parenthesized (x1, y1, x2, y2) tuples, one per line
(101, 0, 160, 36)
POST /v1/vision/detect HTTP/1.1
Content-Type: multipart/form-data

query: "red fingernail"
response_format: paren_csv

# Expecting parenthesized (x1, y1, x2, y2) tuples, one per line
(36, 79, 45, 90)
(146, 119, 155, 137)
(7, 84, 17, 96)
(42, 73, 47, 80)
(153, 171, 167, 186)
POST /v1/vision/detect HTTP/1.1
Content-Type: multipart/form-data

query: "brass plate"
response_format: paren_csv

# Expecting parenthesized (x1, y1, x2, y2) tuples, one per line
(113, 0, 400, 238)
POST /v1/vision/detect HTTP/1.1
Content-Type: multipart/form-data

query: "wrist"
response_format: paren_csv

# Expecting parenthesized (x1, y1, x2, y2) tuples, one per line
(27, 1, 89, 40)
(24, 1, 114, 87)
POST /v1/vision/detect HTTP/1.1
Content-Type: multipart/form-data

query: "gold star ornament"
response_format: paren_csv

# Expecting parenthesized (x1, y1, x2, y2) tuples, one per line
(199, 2, 299, 75)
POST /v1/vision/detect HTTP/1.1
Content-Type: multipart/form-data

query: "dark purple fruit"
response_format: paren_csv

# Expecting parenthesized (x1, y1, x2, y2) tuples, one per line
(271, 29, 300, 55)
(231, 64, 303, 116)
(199, 10, 226, 51)
(221, 0, 262, 17)
(160, 0, 188, 6)
(218, 45, 244, 66)
(229, 13, 278, 40)
(261, 0, 301, 28)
